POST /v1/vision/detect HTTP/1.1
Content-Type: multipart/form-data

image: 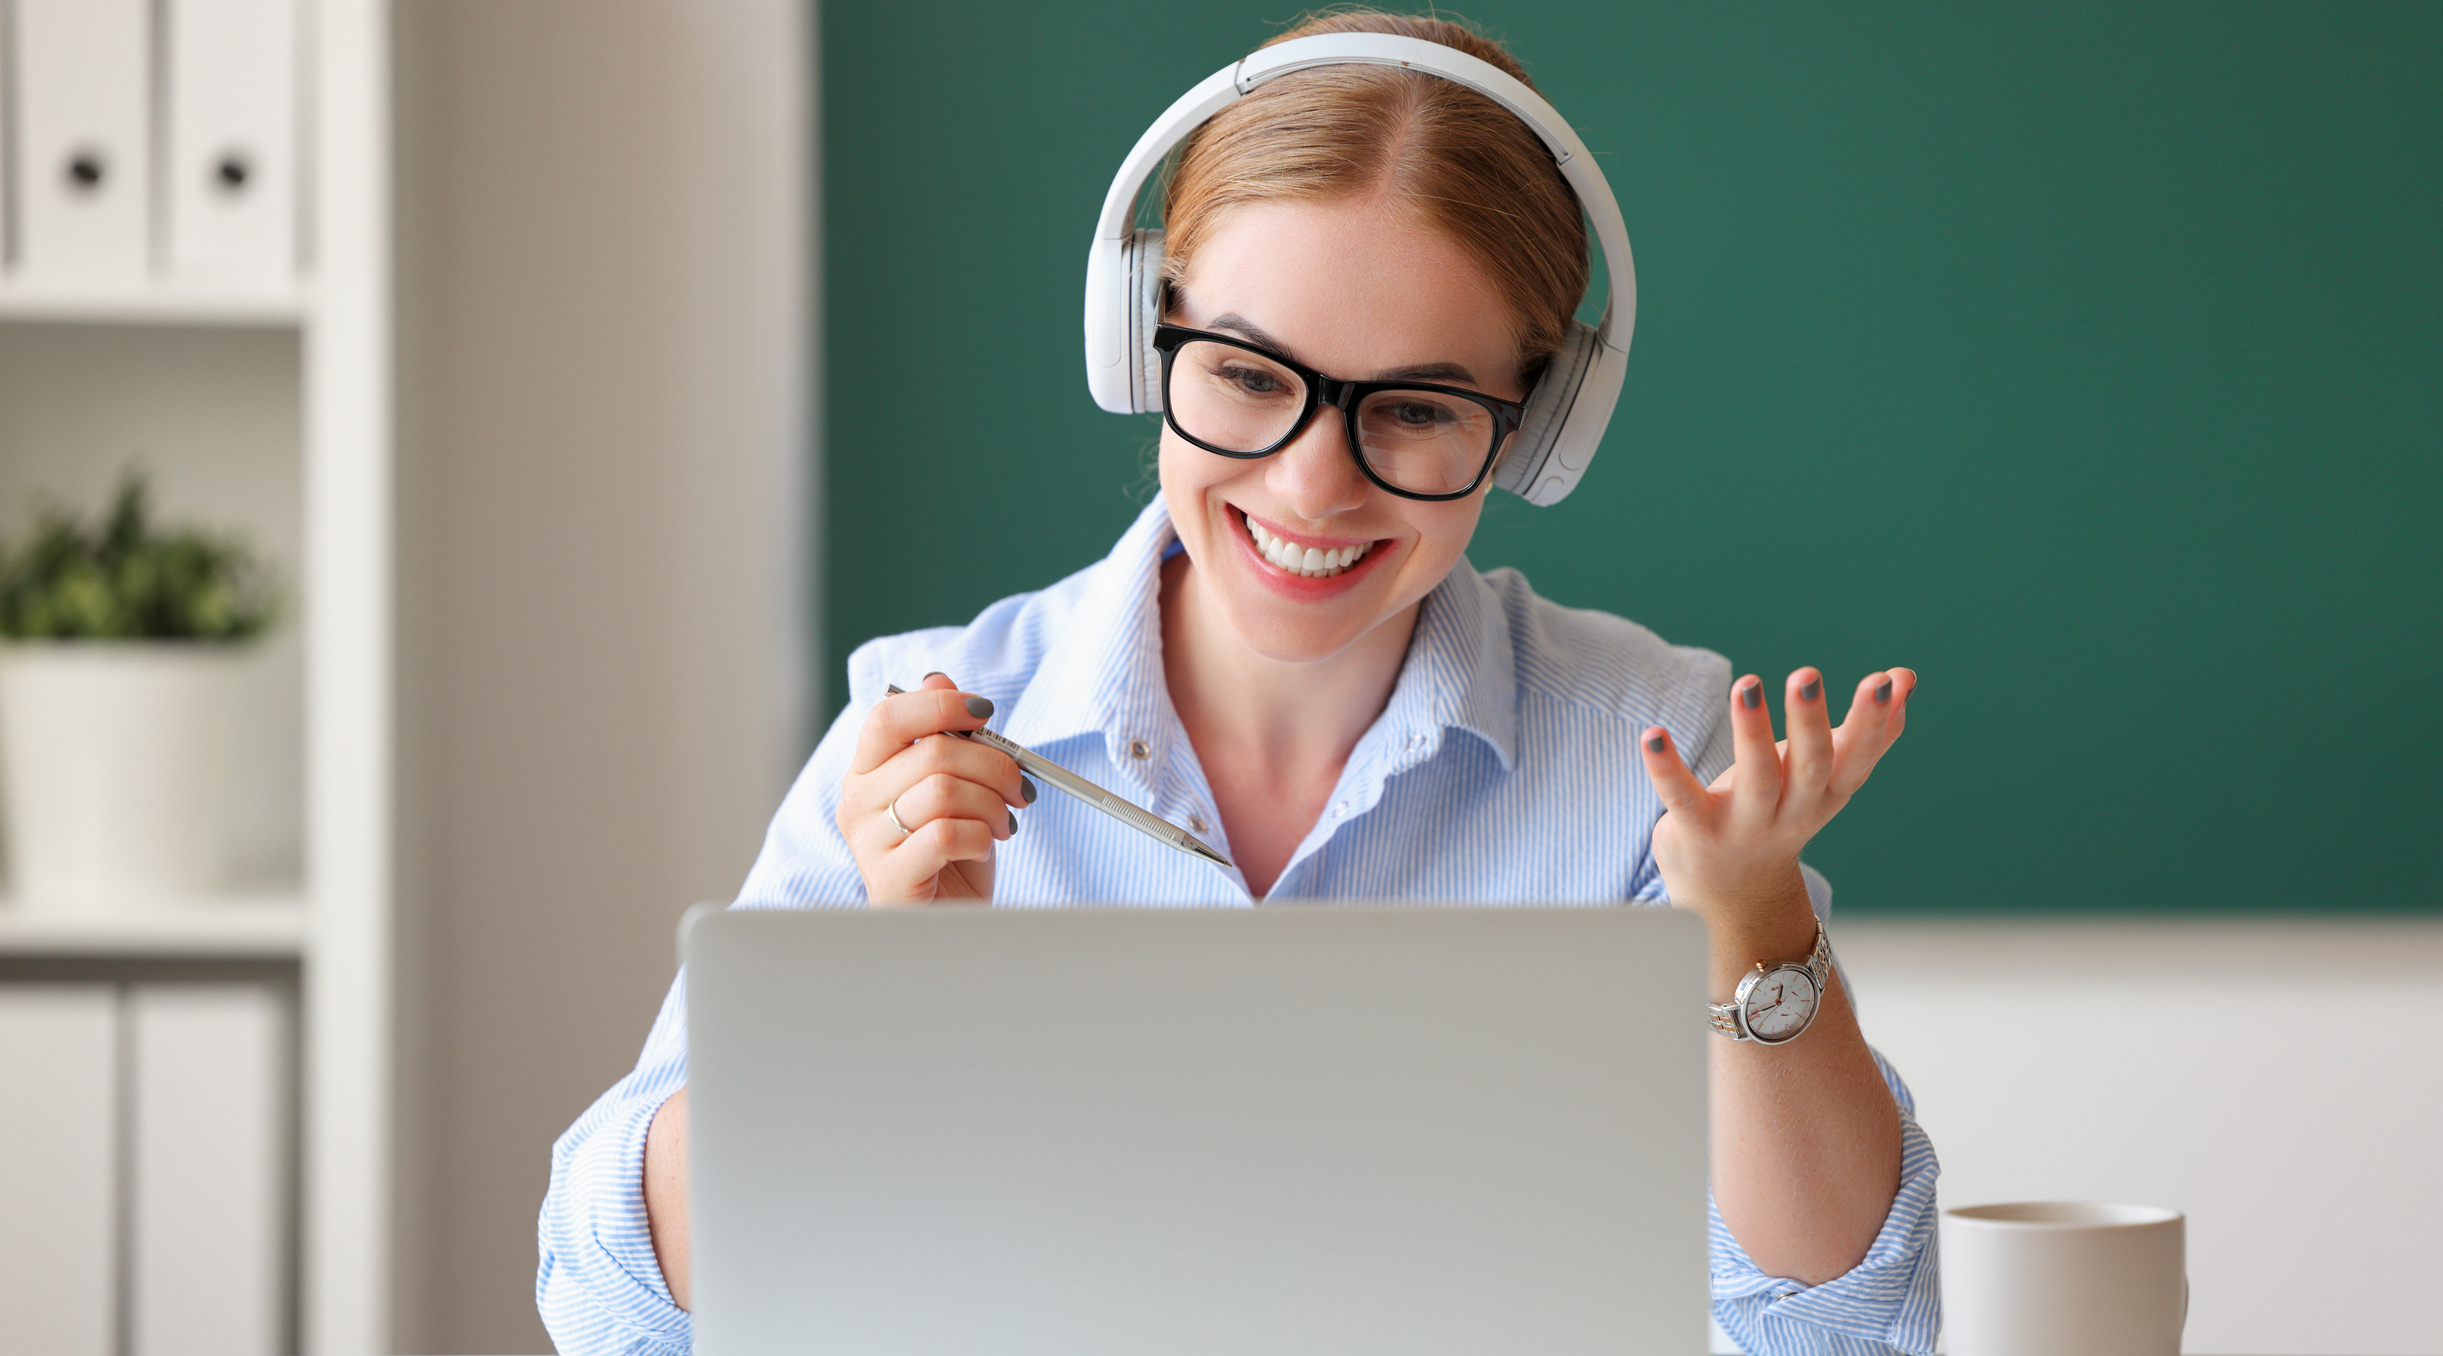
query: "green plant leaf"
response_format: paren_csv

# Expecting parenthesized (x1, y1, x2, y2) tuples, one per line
(0, 469, 280, 642)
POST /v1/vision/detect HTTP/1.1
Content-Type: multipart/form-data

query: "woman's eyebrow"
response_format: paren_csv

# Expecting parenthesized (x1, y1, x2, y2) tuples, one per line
(1374, 360, 1478, 385)
(1206, 313, 1299, 360)
(1205, 314, 1479, 386)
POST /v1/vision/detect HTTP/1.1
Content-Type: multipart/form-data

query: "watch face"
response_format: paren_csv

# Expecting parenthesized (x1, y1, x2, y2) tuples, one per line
(1741, 965, 1820, 1043)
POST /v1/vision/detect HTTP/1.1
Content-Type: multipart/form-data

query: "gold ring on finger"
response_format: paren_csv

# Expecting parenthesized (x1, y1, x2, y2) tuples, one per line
(886, 796, 914, 838)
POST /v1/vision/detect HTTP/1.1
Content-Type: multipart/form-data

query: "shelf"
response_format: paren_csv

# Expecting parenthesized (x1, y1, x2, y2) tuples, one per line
(0, 276, 309, 327)
(0, 895, 308, 958)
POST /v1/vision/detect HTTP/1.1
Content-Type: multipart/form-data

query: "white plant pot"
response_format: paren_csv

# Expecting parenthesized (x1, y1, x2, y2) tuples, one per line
(0, 643, 246, 911)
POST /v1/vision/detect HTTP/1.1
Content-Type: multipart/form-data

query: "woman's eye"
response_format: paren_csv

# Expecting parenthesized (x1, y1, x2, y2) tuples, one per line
(1387, 401, 1451, 427)
(1218, 363, 1288, 395)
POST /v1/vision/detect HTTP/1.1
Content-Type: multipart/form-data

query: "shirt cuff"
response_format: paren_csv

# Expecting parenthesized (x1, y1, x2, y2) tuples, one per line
(537, 1091, 694, 1356)
(1708, 1050, 1943, 1356)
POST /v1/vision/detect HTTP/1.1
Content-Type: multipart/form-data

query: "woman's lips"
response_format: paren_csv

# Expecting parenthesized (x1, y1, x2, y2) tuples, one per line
(1239, 508, 1374, 555)
(1229, 506, 1391, 597)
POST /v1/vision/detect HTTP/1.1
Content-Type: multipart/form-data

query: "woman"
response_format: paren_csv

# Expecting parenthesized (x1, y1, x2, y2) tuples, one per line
(541, 13, 1936, 1355)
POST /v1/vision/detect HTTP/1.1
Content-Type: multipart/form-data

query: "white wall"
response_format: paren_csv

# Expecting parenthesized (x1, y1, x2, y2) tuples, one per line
(1839, 917, 2443, 1356)
(393, 2, 811, 1349)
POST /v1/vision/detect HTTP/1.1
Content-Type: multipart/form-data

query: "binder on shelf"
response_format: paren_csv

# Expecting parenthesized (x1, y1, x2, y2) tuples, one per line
(0, 986, 118, 1356)
(130, 985, 287, 1356)
(9, 0, 154, 280)
(164, 0, 298, 279)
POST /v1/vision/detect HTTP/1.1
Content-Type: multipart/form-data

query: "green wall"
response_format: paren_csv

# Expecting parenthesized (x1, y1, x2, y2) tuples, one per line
(823, 3, 2440, 914)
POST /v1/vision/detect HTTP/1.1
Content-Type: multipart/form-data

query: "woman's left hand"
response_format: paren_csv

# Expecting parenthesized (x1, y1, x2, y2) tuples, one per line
(1639, 666, 1916, 926)
(1647, 668, 1918, 1285)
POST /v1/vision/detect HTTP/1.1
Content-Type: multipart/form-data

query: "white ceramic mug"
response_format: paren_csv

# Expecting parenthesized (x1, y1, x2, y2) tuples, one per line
(1941, 1201, 2186, 1356)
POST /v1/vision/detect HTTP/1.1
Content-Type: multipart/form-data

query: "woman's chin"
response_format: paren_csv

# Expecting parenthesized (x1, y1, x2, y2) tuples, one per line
(1209, 570, 1397, 665)
(1220, 611, 1374, 665)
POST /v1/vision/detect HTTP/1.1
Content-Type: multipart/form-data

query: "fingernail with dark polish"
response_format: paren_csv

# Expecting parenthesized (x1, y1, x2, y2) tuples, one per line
(1020, 775, 1038, 804)
(1645, 733, 1667, 753)
(964, 695, 994, 719)
(1740, 681, 1762, 710)
(1007, 810, 1019, 835)
(1875, 679, 1893, 705)
(1800, 679, 1821, 702)
(922, 671, 947, 682)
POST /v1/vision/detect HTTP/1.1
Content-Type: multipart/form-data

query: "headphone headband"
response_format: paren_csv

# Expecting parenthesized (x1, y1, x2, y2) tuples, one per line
(1084, 32, 1635, 506)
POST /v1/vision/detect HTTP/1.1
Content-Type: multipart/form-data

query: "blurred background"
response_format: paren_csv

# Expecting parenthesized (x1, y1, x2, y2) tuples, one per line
(0, 1, 2433, 1352)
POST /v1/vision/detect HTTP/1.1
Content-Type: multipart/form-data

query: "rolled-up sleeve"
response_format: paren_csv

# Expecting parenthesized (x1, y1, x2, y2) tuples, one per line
(538, 682, 884, 1353)
(537, 976, 696, 1356)
(1708, 1045, 1942, 1355)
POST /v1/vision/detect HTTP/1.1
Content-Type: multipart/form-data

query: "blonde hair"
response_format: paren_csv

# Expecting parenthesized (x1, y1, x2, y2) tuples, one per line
(1159, 11, 1590, 376)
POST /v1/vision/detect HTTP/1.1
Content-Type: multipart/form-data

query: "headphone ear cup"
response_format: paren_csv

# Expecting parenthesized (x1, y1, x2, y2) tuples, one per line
(1126, 229, 1166, 414)
(1496, 320, 1601, 504)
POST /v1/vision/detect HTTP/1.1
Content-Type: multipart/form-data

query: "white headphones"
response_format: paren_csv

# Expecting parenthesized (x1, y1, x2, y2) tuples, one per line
(1082, 32, 1634, 507)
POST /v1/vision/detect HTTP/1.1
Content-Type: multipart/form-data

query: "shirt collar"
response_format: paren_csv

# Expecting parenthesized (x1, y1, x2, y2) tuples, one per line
(1004, 498, 1178, 776)
(1003, 496, 1520, 777)
(1388, 553, 1519, 773)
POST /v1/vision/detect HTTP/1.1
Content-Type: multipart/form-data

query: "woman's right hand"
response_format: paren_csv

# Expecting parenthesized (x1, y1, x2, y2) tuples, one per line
(838, 671, 1034, 904)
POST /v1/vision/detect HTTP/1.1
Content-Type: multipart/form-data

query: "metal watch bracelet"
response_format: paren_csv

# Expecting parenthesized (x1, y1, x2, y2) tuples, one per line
(1707, 920, 1833, 1043)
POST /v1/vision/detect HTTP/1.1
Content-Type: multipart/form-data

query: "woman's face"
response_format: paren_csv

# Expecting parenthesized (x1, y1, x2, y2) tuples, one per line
(1160, 197, 1526, 666)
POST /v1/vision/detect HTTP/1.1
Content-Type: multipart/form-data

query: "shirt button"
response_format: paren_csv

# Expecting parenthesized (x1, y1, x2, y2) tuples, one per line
(1189, 814, 1210, 834)
(1127, 738, 1151, 761)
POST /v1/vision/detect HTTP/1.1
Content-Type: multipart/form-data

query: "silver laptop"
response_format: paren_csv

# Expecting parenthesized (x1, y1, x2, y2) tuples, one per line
(684, 905, 1709, 1355)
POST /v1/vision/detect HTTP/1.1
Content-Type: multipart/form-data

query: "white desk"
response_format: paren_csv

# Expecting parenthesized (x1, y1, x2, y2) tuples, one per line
(1839, 915, 2443, 1356)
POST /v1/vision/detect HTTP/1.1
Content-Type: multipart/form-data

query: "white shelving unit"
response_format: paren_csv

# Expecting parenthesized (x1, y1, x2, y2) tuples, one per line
(0, 2, 392, 1350)
(0, 898, 308, 957)
(0, 279, 310, 327)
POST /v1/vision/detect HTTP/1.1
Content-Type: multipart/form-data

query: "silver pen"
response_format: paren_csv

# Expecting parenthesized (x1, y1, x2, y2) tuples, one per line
(885, 685, 1234, 871)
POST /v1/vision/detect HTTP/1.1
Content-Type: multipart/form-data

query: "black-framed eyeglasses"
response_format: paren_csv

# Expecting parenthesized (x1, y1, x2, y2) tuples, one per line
(1152, 324, 1527, 502)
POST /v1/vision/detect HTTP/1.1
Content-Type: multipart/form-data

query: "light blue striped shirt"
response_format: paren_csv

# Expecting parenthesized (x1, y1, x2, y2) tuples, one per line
(538, 498, 1942, 1355)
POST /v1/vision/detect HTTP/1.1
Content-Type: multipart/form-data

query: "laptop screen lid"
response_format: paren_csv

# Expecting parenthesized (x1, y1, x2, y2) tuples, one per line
(685, 905, 1709, 1355)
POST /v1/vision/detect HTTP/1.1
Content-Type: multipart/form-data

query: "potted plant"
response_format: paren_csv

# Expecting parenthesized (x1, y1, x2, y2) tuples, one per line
(0, 471, 280, 911)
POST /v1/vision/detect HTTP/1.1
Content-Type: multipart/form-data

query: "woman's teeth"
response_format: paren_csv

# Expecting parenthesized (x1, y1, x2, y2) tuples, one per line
(1244, 515, 1372, 578)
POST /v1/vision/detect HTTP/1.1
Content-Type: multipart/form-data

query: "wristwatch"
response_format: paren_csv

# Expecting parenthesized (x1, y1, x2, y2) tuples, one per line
(1708, 921, 1834, 1045)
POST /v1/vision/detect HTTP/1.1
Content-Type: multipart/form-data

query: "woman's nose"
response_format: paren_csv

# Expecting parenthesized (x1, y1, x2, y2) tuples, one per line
(1265, 408, 1371, 522)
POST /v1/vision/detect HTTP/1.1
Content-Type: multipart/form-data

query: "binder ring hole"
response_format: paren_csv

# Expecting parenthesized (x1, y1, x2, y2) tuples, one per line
(216, 153, 254, 194)
(65, 150, 108, 193)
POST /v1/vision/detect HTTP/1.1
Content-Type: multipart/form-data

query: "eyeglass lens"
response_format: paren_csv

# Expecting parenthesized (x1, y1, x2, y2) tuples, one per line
(1166, 339, 1498, 497)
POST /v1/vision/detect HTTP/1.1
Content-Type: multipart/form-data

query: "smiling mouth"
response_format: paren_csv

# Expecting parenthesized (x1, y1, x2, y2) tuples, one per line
(1241, 512, 1376, 579)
